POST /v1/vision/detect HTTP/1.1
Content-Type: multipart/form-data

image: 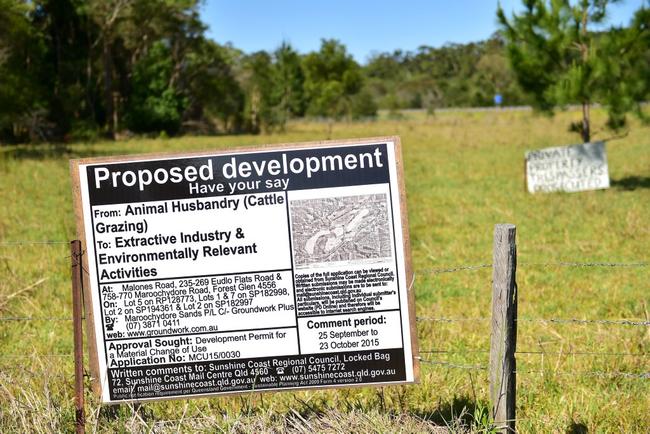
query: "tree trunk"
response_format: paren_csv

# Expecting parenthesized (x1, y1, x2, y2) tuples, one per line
(582, 101, 590, 143)
(579, 6, 590, 144)
(102, 38, 114, 138)
(113, 91, 119, 133)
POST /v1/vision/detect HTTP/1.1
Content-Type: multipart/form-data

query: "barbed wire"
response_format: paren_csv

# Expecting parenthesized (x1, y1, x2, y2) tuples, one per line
(0, 368, 72, 378)
(416, 316, 489, 322)
(2, 357, 645, 380)
(414, 261, 647, 275)
(517, 318, 650, 326)
(2, 348, 644, 360)
(0, 354, 73, 359)
(417, 358, 487, 371)
(0, 316, 72, 321)
(0, 241, 68, 246)
(1, 248, 646, 275)
(0, 241, 646, 269)
(514, 369, 650, 379)
(519, 261, 648, 268)
(416, 316, 649, 326)
(419, 349, 648, 357)
(416, 264, 492, 274)
(3, 315, 645, 326)
(515, 350, 648, 357)
(418, 358, 649, 379)
(149, 416, 219, 426)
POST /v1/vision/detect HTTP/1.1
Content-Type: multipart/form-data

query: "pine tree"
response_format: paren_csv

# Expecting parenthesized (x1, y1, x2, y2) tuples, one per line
(497, 0, 649, 143)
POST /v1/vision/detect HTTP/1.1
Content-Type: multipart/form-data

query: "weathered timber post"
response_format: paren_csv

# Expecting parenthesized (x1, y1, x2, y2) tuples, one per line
(71, 240, 86, 434)
(489, 224, 517, 433)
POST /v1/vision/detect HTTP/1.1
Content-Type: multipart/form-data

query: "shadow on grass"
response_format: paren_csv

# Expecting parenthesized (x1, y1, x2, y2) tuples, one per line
(567, 421, 589, 433)
(414, 396, 490, 429)
(96, 403, 154, 425)
(95, 395, 493, 431)
(288, 394, 492, 431)
(610, 176, 650, 191)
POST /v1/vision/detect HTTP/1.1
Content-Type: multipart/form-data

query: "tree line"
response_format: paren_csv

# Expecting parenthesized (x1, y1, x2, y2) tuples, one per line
(0, 0, 647, 143)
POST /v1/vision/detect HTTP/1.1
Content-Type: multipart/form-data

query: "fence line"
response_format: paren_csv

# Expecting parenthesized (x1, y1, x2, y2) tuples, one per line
(0, 241, 68, 246)
(418, 358, 487, 371)
(513, 370, 650, 379)
(419, 349, 647, 357)
(514, 350, 647, 357)
(416, 316, 490, 322)
(0, 316, 72, 321)
(417, 264, 492, 274)
(416, 316, 649, 326)
(419, 359, 649, 379)
(423, 261, 646, 273)
(0, 243, 646, 268)
(1, 240, 648, 425)
(516, 318, 650, 326)
(2, 315, 647, 326)
(414, 261, 647, 275)
(518, 261, 648, 268)
(149, 416, 218, 426)
(3, 356, 645, 380)
(0, 354, 74, 359)
(2, 348, 646, 359)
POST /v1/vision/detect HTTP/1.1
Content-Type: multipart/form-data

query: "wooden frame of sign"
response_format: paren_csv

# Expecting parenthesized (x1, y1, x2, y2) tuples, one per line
(70, 136, 418, 404)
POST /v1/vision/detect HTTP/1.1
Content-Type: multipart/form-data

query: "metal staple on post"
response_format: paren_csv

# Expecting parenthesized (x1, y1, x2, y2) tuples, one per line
(71, 240, 86, 434)
(489, 224, 517, 433)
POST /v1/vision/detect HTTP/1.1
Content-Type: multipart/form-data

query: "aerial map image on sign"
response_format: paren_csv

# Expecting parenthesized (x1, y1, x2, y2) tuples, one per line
(290, 193, 392, 267)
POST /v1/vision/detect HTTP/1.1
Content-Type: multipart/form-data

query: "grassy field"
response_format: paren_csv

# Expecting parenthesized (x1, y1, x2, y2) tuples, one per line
(1, 108, 648, 433)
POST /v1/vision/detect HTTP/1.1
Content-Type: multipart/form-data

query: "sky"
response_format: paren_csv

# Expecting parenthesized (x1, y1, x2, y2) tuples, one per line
(200, 0, 645, 63)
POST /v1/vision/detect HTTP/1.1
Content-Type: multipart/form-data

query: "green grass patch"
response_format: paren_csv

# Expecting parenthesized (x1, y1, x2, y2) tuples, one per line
(1, 108, 648, 432)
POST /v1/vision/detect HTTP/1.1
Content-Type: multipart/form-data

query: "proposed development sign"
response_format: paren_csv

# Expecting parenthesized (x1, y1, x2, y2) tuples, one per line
(525, 141, 610, 193)
(71, 137, 418, 403)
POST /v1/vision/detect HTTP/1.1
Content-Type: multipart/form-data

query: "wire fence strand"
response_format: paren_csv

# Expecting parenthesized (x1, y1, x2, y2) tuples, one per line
(419, 358, 649, 379)
(517, 318, 650, 326)
(0, 316, 72, 321)
(0, 354, 73, 359)
(419, 349, 648, 357)
(415, 316, 649, 326)
(418, 358, 487, 371)
(519, 261, 648, 268)
(0, 241, 68, 246)
(414, 260, 648, 275)
(515, 350, 648, 357)
(416, 316, 490, 322)
(4, 315, 645, 326)
(417, 264, 492, 274)
(514, 369, 650, 379)
(148, 416, 221, 427)
(3, 349, 645, 360)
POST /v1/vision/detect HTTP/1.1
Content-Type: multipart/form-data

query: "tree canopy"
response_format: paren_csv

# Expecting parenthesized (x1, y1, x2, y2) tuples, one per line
(498, 0, 650, 142)
(0, 0, 647, 143)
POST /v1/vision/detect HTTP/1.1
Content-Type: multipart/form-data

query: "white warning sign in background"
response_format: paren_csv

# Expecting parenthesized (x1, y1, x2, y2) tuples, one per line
(525, 141, 610, 193)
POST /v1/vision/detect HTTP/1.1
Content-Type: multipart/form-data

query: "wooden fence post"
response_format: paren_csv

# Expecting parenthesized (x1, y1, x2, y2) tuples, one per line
(489, 224, 517, 433)
(71, 240, 86, 434)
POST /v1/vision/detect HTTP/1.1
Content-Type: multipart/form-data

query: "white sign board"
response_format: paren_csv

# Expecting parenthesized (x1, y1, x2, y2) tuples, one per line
(71, 137, 418, 404)
(525, 141, 610, 193)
